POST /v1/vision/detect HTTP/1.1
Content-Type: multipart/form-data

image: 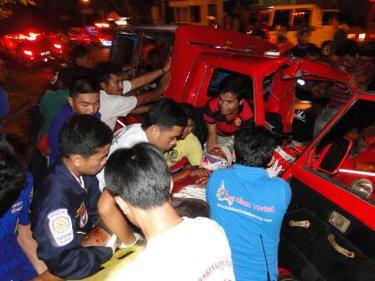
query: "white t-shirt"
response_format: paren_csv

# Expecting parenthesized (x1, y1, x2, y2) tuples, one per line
(105, 217, 235, 281)
(99, 90, 137, 131)
(97, 123, 148, 191)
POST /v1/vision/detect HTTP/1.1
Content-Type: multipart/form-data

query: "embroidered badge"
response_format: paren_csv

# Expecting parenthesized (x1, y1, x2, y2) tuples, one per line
(48, 208, 73, 247)
(76, 203, 88, 228)
(234, 117, 242, 127)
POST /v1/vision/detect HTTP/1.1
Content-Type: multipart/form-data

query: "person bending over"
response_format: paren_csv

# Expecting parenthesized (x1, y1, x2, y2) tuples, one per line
(204, 74, 254, 151)
(206, 126, 291, 281)
(31, 115, 114, 279)
(104, 142, 235, 280)
(97, 99, 187, 248)
(95, 62, 169, 131)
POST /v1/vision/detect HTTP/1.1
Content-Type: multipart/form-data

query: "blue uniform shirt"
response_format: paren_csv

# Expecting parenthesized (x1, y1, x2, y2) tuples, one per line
(0, 173, 37, 280)
(31, 163, 112, 279)
(206, 165, 291, 281)
(48, 103, 101, 166)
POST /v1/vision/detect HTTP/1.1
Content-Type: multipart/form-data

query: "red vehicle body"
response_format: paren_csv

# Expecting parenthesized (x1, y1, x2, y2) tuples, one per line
(281, 94, 374, 280)
(0, 31, 65, 67)
(164, 25, 354, 136)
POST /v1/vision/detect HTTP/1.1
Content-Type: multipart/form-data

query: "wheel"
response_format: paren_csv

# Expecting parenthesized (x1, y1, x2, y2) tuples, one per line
(321, 41, 332, 57)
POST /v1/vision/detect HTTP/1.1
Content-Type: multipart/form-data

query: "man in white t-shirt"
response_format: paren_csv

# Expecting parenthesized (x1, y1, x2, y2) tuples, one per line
(96, 62, 170, 130)
(97, 99, 187, 248)
(104, 142, 235, 281)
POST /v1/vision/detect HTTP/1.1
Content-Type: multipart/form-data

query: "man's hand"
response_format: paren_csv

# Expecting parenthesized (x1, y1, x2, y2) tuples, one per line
(159, 72, 170, 93)
(163, 57, 171, 73)
(81, 227, 111, 248)
(187, 167, 211, 178)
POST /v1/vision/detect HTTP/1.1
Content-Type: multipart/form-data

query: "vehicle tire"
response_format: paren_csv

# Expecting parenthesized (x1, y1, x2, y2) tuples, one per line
(321, 41, 332, 57)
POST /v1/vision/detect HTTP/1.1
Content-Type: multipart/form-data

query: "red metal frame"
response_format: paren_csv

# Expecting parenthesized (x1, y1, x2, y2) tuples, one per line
(283, 94, 375, 230)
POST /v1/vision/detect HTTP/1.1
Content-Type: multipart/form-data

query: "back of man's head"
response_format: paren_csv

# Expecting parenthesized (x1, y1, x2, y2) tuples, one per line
(234, 126, 275, 168)
(57, 67, 83, 90)
(95, 62, 122, 84)
(70, 45, 91, 66)
(59, 114, 113, 159)
(69, 75, 100, 99)
(105, 143, 171, 209)
(142, 99, 187, 130)
(0, 148, 26, 217)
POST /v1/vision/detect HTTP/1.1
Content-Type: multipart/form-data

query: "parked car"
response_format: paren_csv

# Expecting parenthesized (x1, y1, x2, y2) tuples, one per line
(0, 31, 66, 67)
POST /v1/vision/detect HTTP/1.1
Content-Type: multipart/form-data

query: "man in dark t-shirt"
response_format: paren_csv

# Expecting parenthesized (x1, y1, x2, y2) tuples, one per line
(289, 26, 320, 59)
(204, 75, 253, 151)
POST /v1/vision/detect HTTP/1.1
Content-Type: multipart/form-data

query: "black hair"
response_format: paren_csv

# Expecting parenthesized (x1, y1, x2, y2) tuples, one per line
(0, 148, 27, 217)
(58, 67, 84, 89)
(180, 103, 197, 122)
(69, 45, 91, 66)
(142, 99, 187, 130)
(69, 75, 100, 99)
(219, 74, 251, 100)
(171, 197, 210, 218)
(95, 62, 123, 84)
(105, 143, 171, 209)
(59, 114, 113, 159)
(234, 125, 276, 168)
(336, 40, 360, 57)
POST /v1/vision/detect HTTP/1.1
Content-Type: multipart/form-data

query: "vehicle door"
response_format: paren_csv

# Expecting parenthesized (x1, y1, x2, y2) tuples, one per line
(279, 96, 375, 281)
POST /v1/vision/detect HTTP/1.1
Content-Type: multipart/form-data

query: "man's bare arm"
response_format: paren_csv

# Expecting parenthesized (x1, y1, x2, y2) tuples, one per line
(129, 59, 171, 91)
(17, 224, 48, 274)
(206, 123, 218, 151)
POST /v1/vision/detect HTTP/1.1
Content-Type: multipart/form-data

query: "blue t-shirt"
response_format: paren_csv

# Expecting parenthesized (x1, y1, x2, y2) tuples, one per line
(0, 173, 37, 280)
(48, 103, 101, 166)
(206, 165, 291, 281)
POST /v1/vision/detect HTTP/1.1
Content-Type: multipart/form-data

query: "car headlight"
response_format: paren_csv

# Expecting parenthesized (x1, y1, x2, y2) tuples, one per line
(358, 33, 366, 41)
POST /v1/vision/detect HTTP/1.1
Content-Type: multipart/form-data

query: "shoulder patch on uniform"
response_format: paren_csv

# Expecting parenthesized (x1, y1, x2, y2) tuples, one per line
(48, 208, 74, 247)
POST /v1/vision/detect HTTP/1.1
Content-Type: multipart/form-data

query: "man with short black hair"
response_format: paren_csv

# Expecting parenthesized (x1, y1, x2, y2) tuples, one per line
(49, 45, 95, 90)
(289, 26, 320, 58)
(97, 98, 187, 248)
(95, 61, 169, 130)
(48, 75, 101, 165)
(204, 74, 254, 151)
(31, 115, 113, 279)
(104, 142, 235, 280)
(206, 126, 291, 281)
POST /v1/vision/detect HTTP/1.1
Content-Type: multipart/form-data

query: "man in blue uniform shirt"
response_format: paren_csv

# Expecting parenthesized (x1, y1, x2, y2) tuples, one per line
(206, 126, 291, 281)
(48, 75, 101, 166)
(31, 114, 113, 279)
(0, 148, 46, 280)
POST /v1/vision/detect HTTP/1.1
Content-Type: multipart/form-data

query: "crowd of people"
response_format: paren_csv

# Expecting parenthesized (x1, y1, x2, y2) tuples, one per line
(0, 24, 374, 281)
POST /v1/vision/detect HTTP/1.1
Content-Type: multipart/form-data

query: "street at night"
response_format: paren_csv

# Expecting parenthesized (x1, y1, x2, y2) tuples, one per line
(0, 1, 374, 281)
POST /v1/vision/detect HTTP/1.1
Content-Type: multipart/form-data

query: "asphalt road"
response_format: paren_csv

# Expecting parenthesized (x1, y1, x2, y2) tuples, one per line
(2, 46, 109, 156)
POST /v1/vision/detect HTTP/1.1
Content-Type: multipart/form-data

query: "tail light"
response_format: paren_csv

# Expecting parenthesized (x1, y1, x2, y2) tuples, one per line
(53, 43, 62, 49)
(23, 50, 33, 56)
